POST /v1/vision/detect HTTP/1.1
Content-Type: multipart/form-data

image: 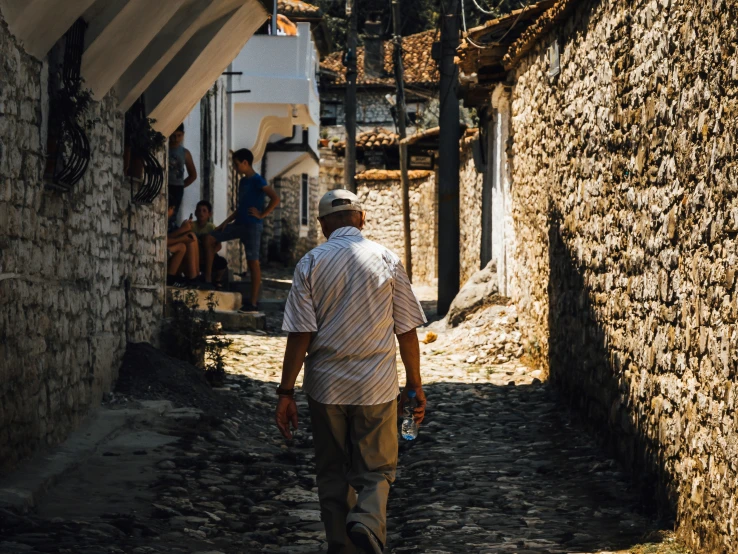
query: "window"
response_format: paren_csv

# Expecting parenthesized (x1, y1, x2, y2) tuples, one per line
(321, 103, 339, 126)
(301, 174, 309, 226)
(406, 103, 419, 125)
(45, 18, 90, 190)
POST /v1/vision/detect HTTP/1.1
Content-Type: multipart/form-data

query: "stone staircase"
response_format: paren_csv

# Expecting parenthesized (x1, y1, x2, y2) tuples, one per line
(165, 288, 266, 332)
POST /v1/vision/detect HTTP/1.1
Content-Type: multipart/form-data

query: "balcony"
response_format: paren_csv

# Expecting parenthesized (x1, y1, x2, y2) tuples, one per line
(229, 22, 319, 159)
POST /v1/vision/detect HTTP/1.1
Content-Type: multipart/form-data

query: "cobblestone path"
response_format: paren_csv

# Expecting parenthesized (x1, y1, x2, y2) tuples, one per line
(0, 302, 681, 553)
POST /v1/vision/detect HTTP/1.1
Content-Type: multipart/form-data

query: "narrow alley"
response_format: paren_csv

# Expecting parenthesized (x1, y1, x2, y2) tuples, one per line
(0, 288, 683, 554)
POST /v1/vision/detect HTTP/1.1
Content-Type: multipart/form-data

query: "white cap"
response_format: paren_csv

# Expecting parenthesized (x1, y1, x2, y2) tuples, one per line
(318, 189, 364, 218)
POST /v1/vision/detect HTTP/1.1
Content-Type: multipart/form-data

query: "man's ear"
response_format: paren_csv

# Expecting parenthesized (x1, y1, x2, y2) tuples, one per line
(359, 211, 366, 229)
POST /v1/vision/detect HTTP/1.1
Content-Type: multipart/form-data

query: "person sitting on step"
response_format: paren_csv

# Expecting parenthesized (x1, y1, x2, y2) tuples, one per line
(193, 200, 228, 289)
(166, 202, 200, 288)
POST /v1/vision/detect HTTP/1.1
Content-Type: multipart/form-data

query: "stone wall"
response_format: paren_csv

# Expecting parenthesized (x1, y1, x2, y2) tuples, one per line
(459, 136, 484, 286)
(318, 147, 345, 197)
(356, 170, 437, 285)
(264, 172, 320, 265)
(0, 18, 165, 472)
(320, 91, 425, 140)
(508, 0, 738, 550)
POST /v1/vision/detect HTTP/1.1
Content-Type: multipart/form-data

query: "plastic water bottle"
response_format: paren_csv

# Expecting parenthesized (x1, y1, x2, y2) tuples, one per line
(401, 390, 419, 440)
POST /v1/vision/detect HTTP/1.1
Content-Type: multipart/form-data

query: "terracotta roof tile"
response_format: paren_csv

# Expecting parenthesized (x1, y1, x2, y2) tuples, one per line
(321, 30, 439, 88)
(502, 0, 579, 70)
(278, 0, 321, 18)
(356, 169, 433, 181)
(333, 128, 399, 154)
(455, 0, 555, 80)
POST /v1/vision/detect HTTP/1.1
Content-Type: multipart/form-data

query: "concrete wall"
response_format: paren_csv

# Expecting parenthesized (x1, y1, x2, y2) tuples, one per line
(507, 0, 738, 550)
(356, 171, 437, 285)
(0, 18, 165, 471)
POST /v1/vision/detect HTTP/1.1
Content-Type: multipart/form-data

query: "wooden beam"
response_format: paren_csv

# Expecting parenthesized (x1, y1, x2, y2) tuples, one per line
(146, 0, 267, 135)
(114, 0, 234, 111)
(3, 0, 96, 59)
(82, 0, 188, 100)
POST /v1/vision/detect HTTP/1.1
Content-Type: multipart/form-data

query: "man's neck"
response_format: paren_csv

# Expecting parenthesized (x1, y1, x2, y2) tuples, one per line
(243, 168, 256, 179)
(328, 225, 362, 237)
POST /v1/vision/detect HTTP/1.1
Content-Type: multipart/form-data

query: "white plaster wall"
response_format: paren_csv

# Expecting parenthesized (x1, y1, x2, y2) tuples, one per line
(230, 23, 318, 124)
(490, 88, 514, 296)
(233, 103, 291, 163)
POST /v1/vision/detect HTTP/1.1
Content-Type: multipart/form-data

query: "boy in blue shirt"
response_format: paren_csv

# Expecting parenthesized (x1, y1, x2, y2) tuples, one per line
(203, 149, 280, 311)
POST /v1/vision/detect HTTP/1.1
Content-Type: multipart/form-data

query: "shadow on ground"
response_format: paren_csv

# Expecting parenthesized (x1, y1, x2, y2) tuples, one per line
(386, 379, 668, 553)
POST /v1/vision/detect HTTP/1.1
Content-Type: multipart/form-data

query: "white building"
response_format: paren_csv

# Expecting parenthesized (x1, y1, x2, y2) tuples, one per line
(181, 0, 329, 269)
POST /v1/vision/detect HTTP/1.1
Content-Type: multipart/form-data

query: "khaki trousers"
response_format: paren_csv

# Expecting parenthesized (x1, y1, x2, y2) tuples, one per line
(307, 396, 398, 552)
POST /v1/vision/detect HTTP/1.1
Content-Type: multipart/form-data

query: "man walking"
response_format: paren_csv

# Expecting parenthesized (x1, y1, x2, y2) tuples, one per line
(275, 190, 427, 554)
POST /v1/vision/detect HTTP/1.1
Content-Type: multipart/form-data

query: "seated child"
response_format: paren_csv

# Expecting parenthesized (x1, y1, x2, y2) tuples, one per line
(193, 200, 228, 289)
(166, 202, 200, 288)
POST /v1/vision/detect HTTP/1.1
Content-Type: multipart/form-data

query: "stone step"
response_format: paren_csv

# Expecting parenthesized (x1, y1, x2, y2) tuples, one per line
(166, 287, 243, 311)
(229, 277, 292, 294)
(199, 309, 266, 332)
(257, 298, 286, 312)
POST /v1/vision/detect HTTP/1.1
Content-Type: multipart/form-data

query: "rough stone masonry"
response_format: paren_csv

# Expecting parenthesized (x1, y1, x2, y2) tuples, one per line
(356, 170, 437, 286)
(0, 17, 165, 471)
(508, 0, 738, 551)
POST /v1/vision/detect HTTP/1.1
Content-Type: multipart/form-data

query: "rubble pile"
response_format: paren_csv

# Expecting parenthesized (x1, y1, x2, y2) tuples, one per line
(428, 302, 525, 367)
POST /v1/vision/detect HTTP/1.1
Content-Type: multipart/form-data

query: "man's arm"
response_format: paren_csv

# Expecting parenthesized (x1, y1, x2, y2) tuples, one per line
(275, 331, 312, 439)
(249, 186, 280, 220)
(183, 149, 197, 187)
(397, 329, 425, 424)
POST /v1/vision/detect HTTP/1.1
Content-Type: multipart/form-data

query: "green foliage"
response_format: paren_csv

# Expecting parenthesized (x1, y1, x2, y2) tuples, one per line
(125, 114, 166, 155)
(167, 291, 233, 386)
(314, 0, 525, 52)
(50, 76, 94, 131)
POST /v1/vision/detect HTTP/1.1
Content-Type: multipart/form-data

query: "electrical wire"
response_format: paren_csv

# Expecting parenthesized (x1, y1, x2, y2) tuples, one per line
(470, 0, 509, 15)
(461, 0, 534, 50)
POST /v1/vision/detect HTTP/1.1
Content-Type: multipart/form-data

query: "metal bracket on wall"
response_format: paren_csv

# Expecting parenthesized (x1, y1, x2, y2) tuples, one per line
(45, 19, 91, 191)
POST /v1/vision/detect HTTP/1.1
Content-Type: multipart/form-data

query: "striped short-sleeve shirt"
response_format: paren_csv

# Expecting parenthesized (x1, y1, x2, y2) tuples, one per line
(282, 226, 427, 405)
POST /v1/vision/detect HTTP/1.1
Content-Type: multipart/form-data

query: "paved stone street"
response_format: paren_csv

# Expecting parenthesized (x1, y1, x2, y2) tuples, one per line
(0, 295, 685, 554)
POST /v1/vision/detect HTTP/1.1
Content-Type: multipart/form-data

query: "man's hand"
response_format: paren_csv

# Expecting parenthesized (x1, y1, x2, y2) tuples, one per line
(399, 386, 426, 424)
(275, 396, 299, 439)
(248, 207, 264, 220)
(180, 219, 192, 231)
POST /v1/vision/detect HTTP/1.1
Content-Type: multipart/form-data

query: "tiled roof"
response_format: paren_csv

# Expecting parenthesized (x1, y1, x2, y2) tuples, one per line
(502, 0, 579, 70)
(455, 0, 555, 81)
(357, 128, 399, 149)
(278, 0, 322, 18)
(356, 169, 433, 181)
(320, 30, 439, 88)
(463, 128, 480, 144)
(333, 128, 399, 155)
(401, 126, 440, 145)
(336, 124, 470, 152)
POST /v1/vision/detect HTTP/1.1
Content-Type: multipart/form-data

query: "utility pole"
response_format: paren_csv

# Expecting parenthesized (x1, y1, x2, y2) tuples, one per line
(392, 0, 412, 280)
(344, 0, 358, 192)
(437, 0, 460, 315)
(271, 0, 277, 35)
